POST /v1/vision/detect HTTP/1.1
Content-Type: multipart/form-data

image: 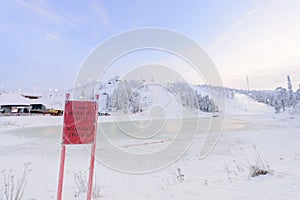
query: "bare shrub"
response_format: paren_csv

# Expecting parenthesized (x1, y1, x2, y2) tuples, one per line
(73, 171, 101, 199)
(249, 145, 270, 178)
(176, 168, 184, 183)
(0, 162, 31, 200)
(250, 166, 269, 177)
(225, 146, 271, 179)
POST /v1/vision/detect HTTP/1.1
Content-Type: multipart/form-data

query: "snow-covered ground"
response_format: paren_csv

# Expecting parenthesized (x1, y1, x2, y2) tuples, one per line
(0, 93, 300, 199)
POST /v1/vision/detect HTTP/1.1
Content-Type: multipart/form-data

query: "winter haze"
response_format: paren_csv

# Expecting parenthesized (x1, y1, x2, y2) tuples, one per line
(1, 1, 300, 200)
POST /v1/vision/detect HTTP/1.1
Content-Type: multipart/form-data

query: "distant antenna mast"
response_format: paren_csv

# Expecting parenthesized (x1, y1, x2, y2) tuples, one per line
(246, 75, 250, 93)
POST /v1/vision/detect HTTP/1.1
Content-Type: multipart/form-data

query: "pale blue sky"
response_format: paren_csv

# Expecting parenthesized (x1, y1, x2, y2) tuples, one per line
(1, 0, 299, 91)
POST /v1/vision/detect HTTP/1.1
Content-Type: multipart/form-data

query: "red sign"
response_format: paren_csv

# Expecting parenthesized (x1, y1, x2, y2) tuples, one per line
(62, 101, 98, 145)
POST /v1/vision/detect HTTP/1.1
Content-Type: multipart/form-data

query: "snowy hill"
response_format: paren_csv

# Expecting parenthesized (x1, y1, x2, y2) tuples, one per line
(191, 85, 274, 116)
(225, 93, 274, 116)
(0, 82, 276, 118)
(129, 83, 184, 119)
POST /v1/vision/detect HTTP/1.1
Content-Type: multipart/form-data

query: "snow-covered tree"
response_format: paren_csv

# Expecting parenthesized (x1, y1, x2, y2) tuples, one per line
(111, 80, 144, 113)
(129, 91, 142, 113)
(287, 75, 292, 91)
(275, 87, 289, 112)
(294, 84, 300, 109)
(296, 84, 300, 101)
(287, 75, 295, 107)
(169, 82, 218, 113)
(293, 84, 300, 112)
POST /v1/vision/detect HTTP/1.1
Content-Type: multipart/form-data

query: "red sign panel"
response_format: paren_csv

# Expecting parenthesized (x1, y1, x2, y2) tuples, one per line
(62, 101, 98, 145)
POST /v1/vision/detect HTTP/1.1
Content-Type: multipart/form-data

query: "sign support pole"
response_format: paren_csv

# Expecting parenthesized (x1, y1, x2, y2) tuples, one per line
(86, 143, 96, 200)
(57, 93, 69, 200)
(57, 144, 66, 200)
(87, 95, 99, 200)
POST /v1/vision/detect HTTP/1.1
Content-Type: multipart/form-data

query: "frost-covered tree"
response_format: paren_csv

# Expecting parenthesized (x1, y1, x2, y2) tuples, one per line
(111, 80, 144, 113)
(287, 75, 292, 91)
(287, 75, 295, 107)
(170, 82, 198, 109)
(293, 84, 300, 112)
(294, 84, 300, 108)
(274, 100, 281, 113)
(169, 82, 218, 113)
(111, 81, 129, 112)
(245, 76, 300, 113)
(226, 89, 234, 99)
(129, 91, 142, 113)
(296, 84, 300, 101)
(275, 87, 289, 112)
(199, 95, 217, 112)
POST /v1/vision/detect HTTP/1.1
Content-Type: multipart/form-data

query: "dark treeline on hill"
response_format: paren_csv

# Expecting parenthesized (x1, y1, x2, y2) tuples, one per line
(73, 75, 300, 115)
(110, 80, 219, 114)
(168, 82, 218, 113)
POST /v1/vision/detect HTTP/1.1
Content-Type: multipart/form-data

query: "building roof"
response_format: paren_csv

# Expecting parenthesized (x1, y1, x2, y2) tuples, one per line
(0, 92, 64, 110)
(21, 93, 42, 99)
(0, 93, 33, 105)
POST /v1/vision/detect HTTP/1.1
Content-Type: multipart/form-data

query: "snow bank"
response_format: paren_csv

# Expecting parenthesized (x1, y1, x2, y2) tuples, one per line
(0, 114, 299, 199)
(0, 115, 63, 130)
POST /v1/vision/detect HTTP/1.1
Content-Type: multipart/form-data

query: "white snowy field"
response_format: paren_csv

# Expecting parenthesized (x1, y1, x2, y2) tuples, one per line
(0, 94, 300, 200)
